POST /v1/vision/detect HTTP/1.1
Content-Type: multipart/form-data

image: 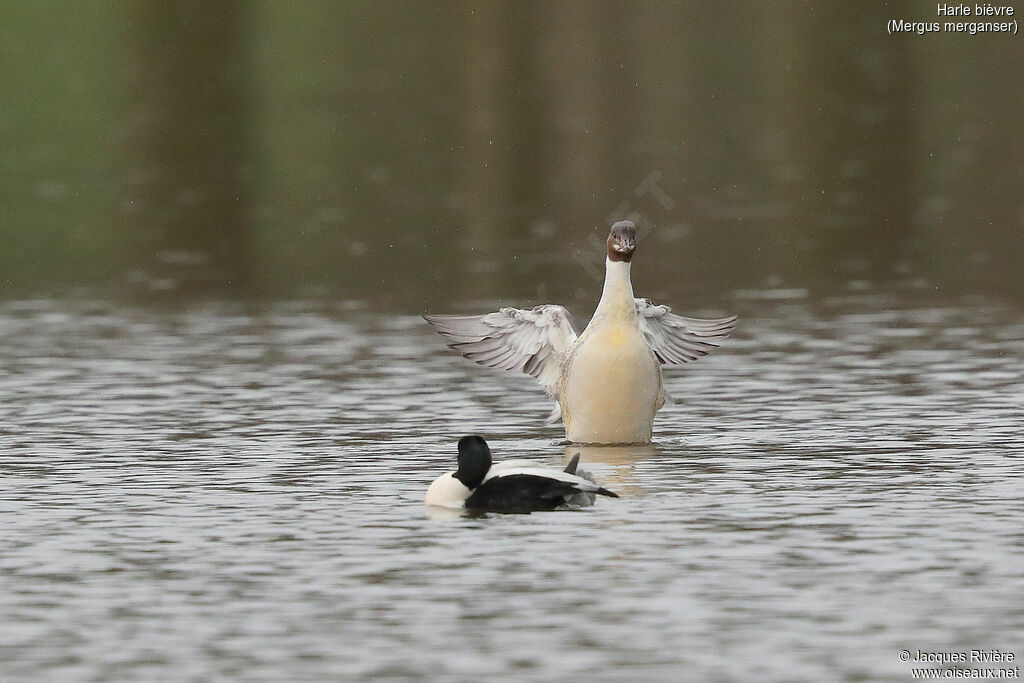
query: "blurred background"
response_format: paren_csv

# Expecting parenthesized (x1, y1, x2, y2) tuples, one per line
(4, 0, 1022, 312)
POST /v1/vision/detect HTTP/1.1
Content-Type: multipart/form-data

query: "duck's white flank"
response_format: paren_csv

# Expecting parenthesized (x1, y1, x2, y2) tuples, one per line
(560, 259, 662, 444)
(424, 472, 470, 508)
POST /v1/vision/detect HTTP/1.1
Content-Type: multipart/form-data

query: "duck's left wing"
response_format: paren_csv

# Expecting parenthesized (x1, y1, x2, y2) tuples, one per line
(635, 298, 736, 365)
(423, 304, 578, 396)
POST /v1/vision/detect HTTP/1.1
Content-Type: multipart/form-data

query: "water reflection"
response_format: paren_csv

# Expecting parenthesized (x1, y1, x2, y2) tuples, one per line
(564, 443, 655, 495)
(564, 444, 656, 467)
(122, 1, 253, 294)
(424, 505, 465, 521)
(4, 2, 1024, 303)
(797, 3, 916, 278)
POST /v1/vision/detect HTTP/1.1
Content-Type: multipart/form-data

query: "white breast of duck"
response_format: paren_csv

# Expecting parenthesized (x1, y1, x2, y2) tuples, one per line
(559, 252, 662, 445)
(425, 436, 618, 512)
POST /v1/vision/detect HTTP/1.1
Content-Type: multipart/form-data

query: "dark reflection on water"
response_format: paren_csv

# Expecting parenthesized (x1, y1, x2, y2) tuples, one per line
(1, 296, 1021, 679)
(3, 2, 1024, 304)
(122, 1, 254, 293)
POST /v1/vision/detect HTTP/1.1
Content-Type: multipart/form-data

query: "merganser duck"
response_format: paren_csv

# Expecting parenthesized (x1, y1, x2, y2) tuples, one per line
(424, 221, 736, 444)
(425, 435, 618, 512)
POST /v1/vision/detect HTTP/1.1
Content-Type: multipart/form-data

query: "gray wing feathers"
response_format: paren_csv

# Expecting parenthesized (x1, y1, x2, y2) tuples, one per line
(423, 305, 578, 396)
(543, 402, 563, 425)
(635, 298, 736, 365)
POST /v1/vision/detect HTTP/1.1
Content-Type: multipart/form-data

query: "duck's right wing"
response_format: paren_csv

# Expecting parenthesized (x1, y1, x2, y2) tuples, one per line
(423, 304, 578, 397)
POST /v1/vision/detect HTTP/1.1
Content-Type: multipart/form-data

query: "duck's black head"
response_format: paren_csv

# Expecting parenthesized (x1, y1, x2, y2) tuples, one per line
(454, 435, 492, 489)
(607, 220, 637, 262)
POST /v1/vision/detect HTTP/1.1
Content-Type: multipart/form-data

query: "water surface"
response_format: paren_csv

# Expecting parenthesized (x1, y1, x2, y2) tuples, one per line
(2, 293, 1021, 680)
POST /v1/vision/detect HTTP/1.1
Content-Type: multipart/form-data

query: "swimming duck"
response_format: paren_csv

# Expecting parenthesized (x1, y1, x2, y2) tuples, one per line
(425, 435, 618, 512)
(424, 221, 736, 444)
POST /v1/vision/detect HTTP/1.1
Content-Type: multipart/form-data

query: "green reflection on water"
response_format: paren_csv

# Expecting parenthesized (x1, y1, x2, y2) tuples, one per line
(2, 1, 1022, 308)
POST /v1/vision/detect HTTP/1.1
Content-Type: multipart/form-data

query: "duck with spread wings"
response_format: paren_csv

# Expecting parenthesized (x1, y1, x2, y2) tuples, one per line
(424, 221, 735, 445)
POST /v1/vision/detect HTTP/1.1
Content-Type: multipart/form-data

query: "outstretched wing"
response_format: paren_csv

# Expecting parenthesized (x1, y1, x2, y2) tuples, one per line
(423, 305, 578, 396)
(634, 298, 736, 365)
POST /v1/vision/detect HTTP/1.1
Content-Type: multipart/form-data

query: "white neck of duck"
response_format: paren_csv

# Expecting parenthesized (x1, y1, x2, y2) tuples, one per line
(594, 258, 636, 319)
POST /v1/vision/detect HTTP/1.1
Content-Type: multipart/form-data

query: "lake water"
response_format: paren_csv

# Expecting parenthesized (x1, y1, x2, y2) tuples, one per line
(2, 292, 1021, 680)
(4, 2, 1024, 678)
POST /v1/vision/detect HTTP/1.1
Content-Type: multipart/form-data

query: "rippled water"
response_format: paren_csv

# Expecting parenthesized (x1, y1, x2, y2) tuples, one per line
(2, 294, 1022, 680)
